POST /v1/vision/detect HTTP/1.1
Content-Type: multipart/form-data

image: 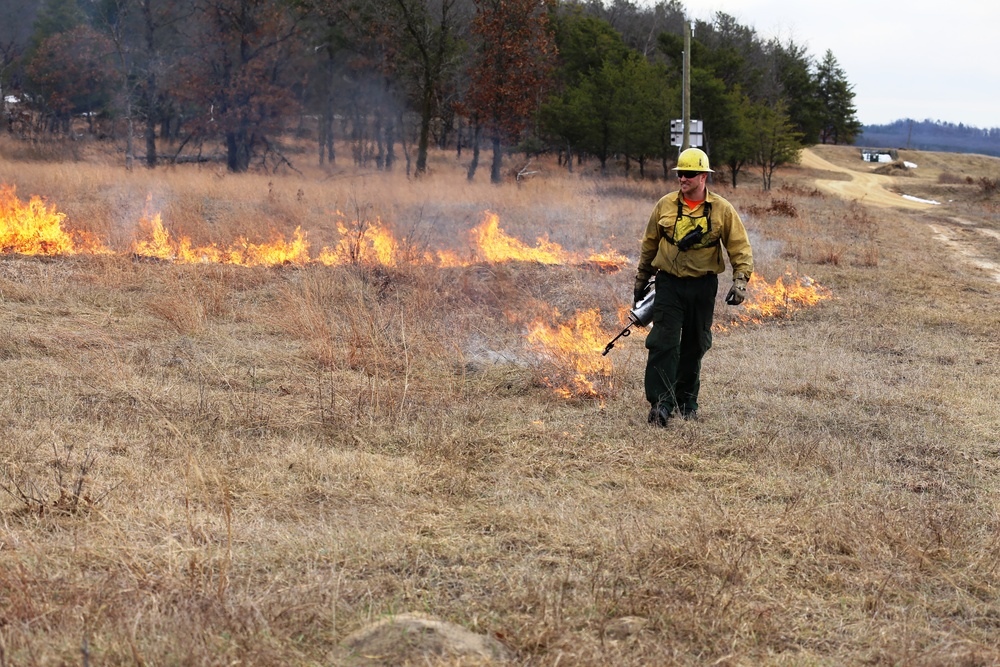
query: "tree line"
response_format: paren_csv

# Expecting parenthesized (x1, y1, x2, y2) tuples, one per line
(0, 0, 862, 187)
(859, 119, 1000, 159)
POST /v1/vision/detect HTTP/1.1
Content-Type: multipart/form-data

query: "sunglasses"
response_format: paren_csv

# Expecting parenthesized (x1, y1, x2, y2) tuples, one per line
(676, 171, 702, 179)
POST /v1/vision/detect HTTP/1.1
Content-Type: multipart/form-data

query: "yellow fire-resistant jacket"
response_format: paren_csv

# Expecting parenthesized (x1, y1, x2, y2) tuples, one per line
(634, 190, 754, 293)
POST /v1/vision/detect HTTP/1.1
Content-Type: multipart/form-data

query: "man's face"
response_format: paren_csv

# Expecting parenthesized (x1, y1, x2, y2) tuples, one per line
(677, 171, 707, 198)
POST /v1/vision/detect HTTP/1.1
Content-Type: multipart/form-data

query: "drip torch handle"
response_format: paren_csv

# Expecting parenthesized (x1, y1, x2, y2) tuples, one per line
(601, 324, 632, 356)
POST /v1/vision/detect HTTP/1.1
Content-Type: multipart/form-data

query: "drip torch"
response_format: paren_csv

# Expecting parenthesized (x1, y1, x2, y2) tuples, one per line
(602, 285, 655, 356)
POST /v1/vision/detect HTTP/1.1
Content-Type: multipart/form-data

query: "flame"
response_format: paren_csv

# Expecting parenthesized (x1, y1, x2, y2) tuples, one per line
(4, 186, 835, 404)
(525, 273, 831, 401)
(2, 190, 628, 273)
(131, 211, 177, 260)
(132, 211, 311, 266)
(430, 248, 472, 268)
(585, 247, 630, 273)
(316, 219, 400, 267)
(715, 273, 832, 332)
(0, 185, 108, 255)
(525, 308, 614, 400)
(229, 227, 311, 266)
(468, 211, 628, 271)
(471, 212, 567, 264)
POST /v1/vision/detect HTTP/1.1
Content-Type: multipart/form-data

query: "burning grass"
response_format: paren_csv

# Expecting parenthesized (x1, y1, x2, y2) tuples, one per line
(0, 185, 108, 255)
(714, 272, 832, 333)
(1, 186, 630, 276)
(0, 183, 830, 402)
(2, 141, 1000, 665)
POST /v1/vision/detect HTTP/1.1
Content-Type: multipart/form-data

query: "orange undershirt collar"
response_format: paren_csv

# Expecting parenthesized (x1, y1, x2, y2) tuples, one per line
(683, 196, 705, 211)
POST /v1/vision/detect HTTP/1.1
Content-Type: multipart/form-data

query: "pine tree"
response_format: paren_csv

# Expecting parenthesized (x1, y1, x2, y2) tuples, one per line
(816, 49, 861, 145)
(747, 98, 802, 191)
(29, 0, 87, 52)
(772, 39, 823, 143)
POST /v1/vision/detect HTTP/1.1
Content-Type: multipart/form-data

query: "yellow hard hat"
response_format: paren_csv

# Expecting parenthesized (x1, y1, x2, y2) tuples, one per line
(673, 148, 713, 173)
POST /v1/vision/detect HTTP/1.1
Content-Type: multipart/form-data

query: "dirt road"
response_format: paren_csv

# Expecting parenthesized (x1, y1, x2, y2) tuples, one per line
(800, 148, 1000, 282)
(799, 148, 938, 211)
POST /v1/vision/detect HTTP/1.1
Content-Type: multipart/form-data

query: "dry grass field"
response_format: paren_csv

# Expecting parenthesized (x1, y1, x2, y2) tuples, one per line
(1, 136, 1000, 666)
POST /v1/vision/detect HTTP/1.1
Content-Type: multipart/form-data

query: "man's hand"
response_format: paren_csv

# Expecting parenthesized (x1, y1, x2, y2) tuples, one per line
(634, 280, 652, 307)
(725, 276, 748, 305)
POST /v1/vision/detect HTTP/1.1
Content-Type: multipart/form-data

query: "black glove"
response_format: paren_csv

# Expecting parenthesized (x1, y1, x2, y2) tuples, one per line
(725, 276, 748, 305)
(632, 277, 653, 308)
(633, 280, 652, 307)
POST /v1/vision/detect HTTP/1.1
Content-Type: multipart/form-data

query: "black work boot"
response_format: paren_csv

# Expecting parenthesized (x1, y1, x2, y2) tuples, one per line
(647, 403, 671, 428)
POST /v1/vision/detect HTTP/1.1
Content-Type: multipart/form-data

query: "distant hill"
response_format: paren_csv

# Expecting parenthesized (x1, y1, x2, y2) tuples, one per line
(857, 119, 1000, 157)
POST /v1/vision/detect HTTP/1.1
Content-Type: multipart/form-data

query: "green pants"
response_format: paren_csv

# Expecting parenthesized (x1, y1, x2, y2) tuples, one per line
(644, 272, 717, 413)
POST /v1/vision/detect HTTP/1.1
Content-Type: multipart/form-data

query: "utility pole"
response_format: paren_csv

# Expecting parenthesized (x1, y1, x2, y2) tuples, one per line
(670, 20, 702, 156)
(682, 20, 691, 150)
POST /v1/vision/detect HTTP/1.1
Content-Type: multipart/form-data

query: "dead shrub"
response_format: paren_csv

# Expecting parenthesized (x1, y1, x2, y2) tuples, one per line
(841, 202, 875, 238)
(745, 198, 798, 217)
(145, 291, 206, 334)
(768, 198, 797, 216)
(813, 243, 844, 265)
(978, 177, 999, 195)
(856, 243, 880, 267)
(872, 161, 913, 176)
(778, 183, 824, 198)
(0, 443, 110, 516)
(937, 173, 966, 185)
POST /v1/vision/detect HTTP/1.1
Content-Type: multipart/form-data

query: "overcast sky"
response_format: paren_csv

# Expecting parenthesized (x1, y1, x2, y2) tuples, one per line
(689, 0, 998, 129)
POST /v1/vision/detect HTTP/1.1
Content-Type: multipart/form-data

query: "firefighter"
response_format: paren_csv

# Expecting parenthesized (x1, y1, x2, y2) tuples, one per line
(634, 148, 753, 426)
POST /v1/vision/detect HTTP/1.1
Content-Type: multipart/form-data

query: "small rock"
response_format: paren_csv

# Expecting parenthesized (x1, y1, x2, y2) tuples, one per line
(339, 612, 512, 665)
(603, 616, 648, 641)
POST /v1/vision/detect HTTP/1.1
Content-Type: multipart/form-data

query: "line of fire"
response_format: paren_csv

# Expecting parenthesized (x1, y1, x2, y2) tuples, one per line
(1, 184, 832, 401)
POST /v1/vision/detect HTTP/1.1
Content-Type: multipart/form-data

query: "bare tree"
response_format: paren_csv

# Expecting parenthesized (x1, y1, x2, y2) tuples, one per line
(387, 0, 466, 175)
(465, 0, 555, 183)
(172, 0, 305, 172)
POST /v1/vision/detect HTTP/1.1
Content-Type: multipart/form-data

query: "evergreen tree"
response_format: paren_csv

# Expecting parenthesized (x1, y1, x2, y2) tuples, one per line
(715, 92, 755, 187)
(296, 2, 352, 168)
(550, 10, 630, 86)
(747, 97, 802, 190)
(0, 0, 40, 97)
(540, 11, 630, 171)
(688, 66, 737, 169)
(23, 0, 91, 128)
(537, 86, 588, 171)
(29, 0, 88, 52)
(693, 12, 765, 98)
(771, 39, 822, 144)
(569, 60, 617, 175)
(608, 53, 664, 178)
(816, 49, 861, 145)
